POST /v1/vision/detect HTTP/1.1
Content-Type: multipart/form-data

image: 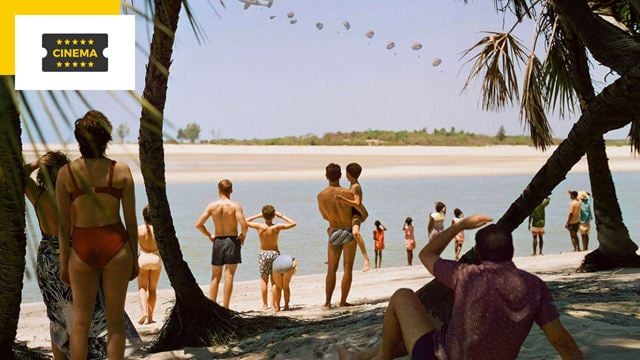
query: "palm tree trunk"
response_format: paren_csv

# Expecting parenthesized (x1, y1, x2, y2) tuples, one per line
(563, 29, 640, 271)
(138, 0, 284, 352)
(0, 76, 26, 359)
(417, 64, 640, 321)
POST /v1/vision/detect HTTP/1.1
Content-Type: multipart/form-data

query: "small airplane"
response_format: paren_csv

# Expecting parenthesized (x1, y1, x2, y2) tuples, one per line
(237, 0, 273, 10)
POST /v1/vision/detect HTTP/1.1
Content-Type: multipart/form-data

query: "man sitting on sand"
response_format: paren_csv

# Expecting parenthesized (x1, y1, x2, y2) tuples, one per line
(338, 215, 583, 360)
(195, 179, 248, 309)
(246, 205, 296, 311)
(318, 163, 358, 308)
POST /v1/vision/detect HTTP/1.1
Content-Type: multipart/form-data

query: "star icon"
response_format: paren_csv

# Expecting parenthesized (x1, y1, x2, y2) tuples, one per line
(72, 39, 78, 45)
(72, 61, 78, 67)
(64, 39, 70, 45)
(80, 39, 86, 45)
(56, 39, 62, 45)
(64, 61, 70, 67)
(88, 39, 94, 45)
(80, 61, 86, 67)
(56, 61, 62, 68)
(88, 61, 94, 68)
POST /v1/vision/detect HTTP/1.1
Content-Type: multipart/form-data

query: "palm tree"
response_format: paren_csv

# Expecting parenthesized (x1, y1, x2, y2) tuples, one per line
(137, 0, 284, 351)
(460, 0, 640, 269)
(0, 77, 27, 359)
(418, 0, 640, 320)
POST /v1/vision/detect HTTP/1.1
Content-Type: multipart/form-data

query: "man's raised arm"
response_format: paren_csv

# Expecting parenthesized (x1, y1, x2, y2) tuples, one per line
(419, 215, 492, 274)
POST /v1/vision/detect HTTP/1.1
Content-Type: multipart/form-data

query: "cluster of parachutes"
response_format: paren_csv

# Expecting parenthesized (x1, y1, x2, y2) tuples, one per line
(273, 10, 442, 67)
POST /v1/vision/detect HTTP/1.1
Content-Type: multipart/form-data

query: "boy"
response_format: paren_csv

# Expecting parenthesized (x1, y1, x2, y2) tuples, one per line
(528, 197, 550, 255)
(246, 205, 296, 310)
(336, 162, 371, 272)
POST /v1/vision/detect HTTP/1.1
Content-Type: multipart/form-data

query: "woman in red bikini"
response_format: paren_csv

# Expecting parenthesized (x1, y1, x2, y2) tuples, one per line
(56, 110, 138, 360)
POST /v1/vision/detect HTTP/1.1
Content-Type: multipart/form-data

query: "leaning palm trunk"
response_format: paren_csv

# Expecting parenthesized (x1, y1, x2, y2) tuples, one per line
(138, 0, 286, 352)
(563, 30, 640, 271)
(418, 64, 640, 321)
(0, 76, 26, 358)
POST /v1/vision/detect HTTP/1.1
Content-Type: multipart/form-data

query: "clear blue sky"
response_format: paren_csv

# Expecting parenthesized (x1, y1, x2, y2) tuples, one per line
(22, 0, 629, 143)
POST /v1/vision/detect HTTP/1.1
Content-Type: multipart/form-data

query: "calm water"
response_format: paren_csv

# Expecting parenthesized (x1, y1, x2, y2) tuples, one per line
(22, 172, 640, 302)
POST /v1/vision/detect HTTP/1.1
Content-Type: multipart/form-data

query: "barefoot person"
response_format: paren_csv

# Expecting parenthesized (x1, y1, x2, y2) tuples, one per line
(246, 205, 296, 311)
(56, 111, 139, 359)
(578, 191, 592, 251)
(403, 217, 416, 266)
(566, 191, 581, 251)
(25, 151, 115, 359)
(195, 179, 248, 308)
(335, 162, 372, 272)
(338, 216, 583, 360)
(528, 197, 550, 256)
(272, 254, 297, 312)
(137, 205, 162, 325)
(318, 163, 358, 308)
(373, 220, 387, 269)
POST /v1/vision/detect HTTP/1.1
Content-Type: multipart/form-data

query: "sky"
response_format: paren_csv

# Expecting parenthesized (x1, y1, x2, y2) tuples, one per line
(21, 0, 631, 143)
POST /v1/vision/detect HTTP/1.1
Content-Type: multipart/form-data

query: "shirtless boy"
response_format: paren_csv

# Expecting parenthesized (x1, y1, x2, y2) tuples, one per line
(246, 205, 296, 310)
(318, 163, 358, 308)
(195, 179, 248, 308)
(336, 162, 371, 272)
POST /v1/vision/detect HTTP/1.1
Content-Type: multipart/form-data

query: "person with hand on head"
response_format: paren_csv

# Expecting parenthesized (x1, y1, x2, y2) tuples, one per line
(338, 214, 583, 360)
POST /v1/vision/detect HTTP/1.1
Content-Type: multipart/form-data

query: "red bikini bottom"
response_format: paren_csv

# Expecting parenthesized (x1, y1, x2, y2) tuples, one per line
(72, 222, 127, 269)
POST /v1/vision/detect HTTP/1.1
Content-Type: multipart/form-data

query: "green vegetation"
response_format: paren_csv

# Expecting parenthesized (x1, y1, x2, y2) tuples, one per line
(197, 128, 542, 146)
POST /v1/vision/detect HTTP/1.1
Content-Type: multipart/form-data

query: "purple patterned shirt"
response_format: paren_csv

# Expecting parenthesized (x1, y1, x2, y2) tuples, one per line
(432, 259, 559, 360)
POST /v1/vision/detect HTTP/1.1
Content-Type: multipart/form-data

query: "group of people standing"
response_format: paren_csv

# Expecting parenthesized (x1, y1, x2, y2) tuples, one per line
(528, 190, 593, 256)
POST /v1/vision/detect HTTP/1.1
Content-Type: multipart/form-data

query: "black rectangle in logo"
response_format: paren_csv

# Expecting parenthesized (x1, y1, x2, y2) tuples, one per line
(42, 33, 108, 72)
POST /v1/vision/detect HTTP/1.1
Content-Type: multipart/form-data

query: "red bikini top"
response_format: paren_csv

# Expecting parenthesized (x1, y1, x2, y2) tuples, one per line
(67, 160, 123, 202)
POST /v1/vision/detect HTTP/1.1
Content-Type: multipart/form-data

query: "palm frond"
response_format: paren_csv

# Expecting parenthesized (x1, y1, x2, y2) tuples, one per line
(542, 24, 578, 118)
(461, 32, 528, 111)
(493, 0, 534, 20)
(520, 54, 553, 150)
(629, 119, 640, 154)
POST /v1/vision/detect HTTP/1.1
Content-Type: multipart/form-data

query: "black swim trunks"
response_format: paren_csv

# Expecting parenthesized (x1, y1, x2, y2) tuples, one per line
(412, 331, 436, 360)
(211, 236, 241, 266)
(567, 223, 580, 232)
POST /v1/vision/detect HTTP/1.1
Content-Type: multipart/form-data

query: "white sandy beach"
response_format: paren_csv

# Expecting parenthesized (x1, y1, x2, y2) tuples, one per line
(16, 251, 640, 359)
(22, 144, 640, 183)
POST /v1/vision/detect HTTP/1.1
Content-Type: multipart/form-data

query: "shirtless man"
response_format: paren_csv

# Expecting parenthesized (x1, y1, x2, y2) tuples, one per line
(318, 163, 358, 308)
(246, 205, 296, 311)
(195, 179, 248, 308)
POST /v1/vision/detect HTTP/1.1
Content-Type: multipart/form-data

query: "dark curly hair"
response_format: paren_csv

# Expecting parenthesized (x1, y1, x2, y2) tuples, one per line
(74, 110, 113, 158)
(37, 151, 70, 190)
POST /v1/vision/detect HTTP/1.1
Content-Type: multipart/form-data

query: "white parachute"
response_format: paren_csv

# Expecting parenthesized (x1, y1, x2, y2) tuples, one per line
(411, 42, 422, 50)
(343, 21, 351, 30)
(386, 41, 395, 50)
(287, 12, 294, 18)
(432, 58, 442, 67)
(365, 30, 375, 39)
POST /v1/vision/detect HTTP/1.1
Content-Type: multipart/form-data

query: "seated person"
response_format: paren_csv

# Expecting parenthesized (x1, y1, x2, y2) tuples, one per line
(338, 215, 583, 360)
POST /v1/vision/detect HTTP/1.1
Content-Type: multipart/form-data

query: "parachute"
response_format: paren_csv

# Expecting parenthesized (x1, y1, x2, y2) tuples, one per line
(386, 41, 395, 50)
(269, 15, 276, 20)
(411, 42, 422, 50)
(290, 19, 297, 24)
(365, 30, 375, 39)
(287, 12, 294, 18)
(343, 21, 351, 30)
(432, 58, 442, 67)
(316, 22, 323, 30)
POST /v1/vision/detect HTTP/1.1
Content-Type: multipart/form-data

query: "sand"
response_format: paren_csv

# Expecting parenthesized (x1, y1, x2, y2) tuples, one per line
(16, 251, 640, 359)
(22, 144, 640, 183)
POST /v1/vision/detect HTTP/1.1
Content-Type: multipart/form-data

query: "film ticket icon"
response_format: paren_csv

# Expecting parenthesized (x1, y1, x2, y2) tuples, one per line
(42, 33, 108, 72)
